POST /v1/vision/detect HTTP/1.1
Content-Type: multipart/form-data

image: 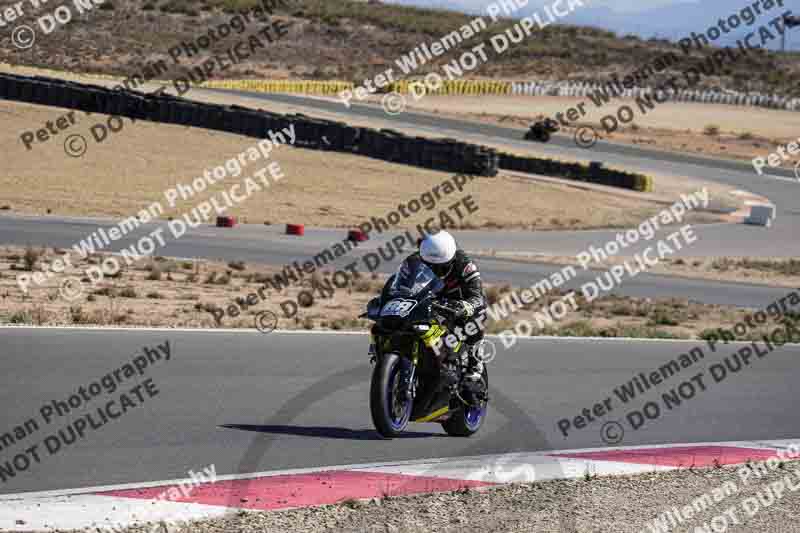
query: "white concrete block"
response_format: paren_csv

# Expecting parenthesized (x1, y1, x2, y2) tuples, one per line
(745, 204, 776, 227)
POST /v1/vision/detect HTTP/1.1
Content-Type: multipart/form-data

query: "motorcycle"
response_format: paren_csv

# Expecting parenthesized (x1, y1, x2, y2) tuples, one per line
(362, 256, 489, 438)
(524, 118, 559, 143)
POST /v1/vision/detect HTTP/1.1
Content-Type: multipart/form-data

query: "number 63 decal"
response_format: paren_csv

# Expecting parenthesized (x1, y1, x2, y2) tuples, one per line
(381, 299, 417, 317)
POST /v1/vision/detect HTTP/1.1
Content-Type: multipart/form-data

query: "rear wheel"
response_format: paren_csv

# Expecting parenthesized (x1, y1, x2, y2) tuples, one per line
(370, 353, 413, 438)
(441, 367, 488, 437)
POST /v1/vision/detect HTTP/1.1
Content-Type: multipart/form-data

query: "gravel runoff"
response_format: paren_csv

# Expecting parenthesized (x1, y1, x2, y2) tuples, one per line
(17, 460, 800, 533)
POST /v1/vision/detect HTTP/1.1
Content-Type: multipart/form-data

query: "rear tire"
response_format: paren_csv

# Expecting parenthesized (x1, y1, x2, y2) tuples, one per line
(441, 368, 488, 437)
(370, 353, 412, 438)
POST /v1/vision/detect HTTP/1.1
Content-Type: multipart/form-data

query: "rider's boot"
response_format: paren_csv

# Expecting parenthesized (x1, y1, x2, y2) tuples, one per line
(460, 340, 487, 402)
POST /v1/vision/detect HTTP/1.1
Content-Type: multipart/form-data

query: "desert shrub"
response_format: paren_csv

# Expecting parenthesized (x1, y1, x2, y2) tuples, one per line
(648, 308, 682, 326)
(23, 246, 42, 271)
(354, 279, 373, 292)
(161, 0, 199, 16)
(119, 287, 138, 298)
(69, 306, 89, 324)
(93, 287, 115, 297)
(8, 310, 32, 324)
(228, 260, 246, 271)
(609, 302, 636, 316)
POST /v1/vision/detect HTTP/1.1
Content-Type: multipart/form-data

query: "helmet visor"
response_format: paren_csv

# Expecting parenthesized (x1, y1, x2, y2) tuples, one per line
(424, 259, 453, 278)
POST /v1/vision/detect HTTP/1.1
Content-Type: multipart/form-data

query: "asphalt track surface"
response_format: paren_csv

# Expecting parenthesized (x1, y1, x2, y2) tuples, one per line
(1, 327, 799, 495)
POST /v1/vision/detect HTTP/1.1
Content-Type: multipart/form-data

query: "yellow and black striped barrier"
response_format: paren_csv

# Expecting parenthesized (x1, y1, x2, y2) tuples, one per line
(201, 79, 355, 95)
(387, 79, 512, 96)
(201, 79, 513, 96)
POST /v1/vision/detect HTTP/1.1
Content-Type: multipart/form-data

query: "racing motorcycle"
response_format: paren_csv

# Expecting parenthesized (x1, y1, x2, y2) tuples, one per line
(524, 118, 559, 142)
(362, 256, 489, 438)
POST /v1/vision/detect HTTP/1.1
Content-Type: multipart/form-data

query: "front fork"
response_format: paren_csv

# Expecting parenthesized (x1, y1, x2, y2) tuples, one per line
(370, 335, 416, 402)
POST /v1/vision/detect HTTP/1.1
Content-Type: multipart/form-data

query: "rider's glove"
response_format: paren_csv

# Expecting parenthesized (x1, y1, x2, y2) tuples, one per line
(453, 300, 474, 319)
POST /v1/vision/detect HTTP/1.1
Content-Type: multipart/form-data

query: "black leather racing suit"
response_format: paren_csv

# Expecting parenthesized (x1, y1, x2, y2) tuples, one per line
(436, 250, 486, 345)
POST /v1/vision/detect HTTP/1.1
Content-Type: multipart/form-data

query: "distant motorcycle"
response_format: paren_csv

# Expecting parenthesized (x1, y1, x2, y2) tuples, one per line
(524, 118, 559, 143)
(362, 256, 489, 438)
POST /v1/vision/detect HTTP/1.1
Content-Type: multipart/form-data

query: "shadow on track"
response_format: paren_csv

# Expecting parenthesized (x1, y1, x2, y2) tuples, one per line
(220, 423, 443, 440)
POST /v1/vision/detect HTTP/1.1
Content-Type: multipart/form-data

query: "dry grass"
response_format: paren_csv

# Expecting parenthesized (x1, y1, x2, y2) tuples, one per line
(0, 245, 383, 330)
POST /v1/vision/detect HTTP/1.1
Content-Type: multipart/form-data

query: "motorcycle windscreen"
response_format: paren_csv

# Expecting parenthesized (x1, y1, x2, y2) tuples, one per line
(387, 256, 444, 298)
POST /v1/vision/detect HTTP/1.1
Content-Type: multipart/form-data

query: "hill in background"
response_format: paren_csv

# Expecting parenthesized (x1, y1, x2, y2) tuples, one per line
(3, 0, 799, 96)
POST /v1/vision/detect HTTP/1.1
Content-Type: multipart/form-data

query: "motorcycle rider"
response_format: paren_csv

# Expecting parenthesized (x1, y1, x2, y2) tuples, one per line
(416, 230, 487, 395)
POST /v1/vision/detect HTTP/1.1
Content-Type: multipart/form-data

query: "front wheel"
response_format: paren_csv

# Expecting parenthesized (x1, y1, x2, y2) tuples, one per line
(441, 367, 488, 437)
(370, 352, 413, 438)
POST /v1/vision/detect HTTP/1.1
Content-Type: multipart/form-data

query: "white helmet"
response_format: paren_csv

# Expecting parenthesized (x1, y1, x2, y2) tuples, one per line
(420, 230, 457, 276)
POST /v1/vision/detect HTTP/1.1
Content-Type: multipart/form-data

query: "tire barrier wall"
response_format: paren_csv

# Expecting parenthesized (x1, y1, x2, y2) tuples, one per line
(498, 154, 654, 192)
(0, 73, 498, 177)
(511, 81, 800, 112)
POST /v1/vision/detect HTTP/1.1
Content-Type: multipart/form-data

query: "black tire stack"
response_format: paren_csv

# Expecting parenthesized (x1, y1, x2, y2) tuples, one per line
(2, 73, 501, 177)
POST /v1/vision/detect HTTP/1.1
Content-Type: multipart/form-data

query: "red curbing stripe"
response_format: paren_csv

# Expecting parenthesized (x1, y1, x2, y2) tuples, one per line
(97, 470, 496, 511)
(550, 445, 779, 468)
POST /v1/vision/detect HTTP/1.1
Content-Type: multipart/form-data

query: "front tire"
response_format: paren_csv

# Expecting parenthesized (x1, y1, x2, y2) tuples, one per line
(370, 352, 413, 438)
